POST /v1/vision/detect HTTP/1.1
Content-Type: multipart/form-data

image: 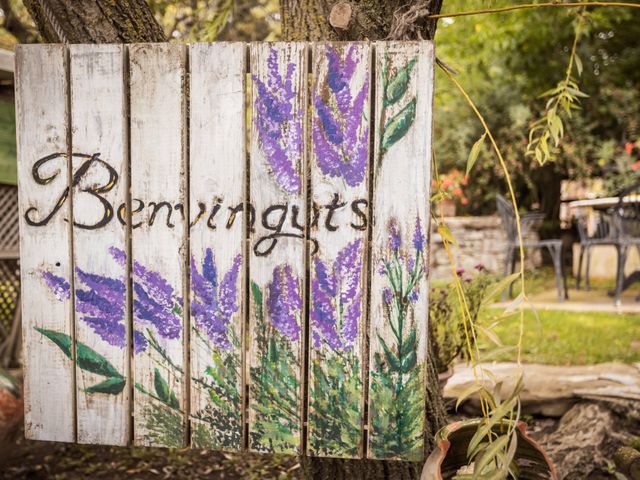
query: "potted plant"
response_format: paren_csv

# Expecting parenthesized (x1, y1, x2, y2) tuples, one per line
(421, 419, 557, 479)
(433, 169, 469, 217)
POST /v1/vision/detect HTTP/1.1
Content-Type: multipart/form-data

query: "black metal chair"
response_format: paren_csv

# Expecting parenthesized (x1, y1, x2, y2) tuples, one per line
(574, 210, 618, 291)
(496, 194, 567, 302)
(611, 182, 640, 305)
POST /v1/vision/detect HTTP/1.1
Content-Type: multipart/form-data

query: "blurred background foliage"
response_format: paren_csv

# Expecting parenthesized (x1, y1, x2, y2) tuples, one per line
(435, 0, 640, 220)
(0, 0, 638, 222)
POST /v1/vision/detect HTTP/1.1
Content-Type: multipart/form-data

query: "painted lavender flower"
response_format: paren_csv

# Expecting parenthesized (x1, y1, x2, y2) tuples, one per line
(191, 249, 241, 350)
(110, 247, 182, 353)
(370, 215, 428, 459)
(253, 48, 302, 194)
(267, 264, 302, 342)
(40, 269, 146, 353)
(313, 45, 369, 187)
(311, 239, 362, 351)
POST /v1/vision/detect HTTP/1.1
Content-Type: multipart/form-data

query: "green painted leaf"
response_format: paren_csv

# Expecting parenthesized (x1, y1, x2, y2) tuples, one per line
(378, 335, 401, 372)
(85, 376, 126, 395)
(401, 349, 417, 374)
(400, 330, 416, 358)
(381, 98, 416, 153)
(36, 327, 122, 379)
(153, 368, 171, 405)
(251, 281, 263, 320)
(35, 327, 73, 359)
(76, 342, 122, 378)
(385, 58, 417, 106)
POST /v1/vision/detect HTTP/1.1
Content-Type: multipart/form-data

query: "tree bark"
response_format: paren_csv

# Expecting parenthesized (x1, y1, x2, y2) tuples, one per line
(281, 0, 443, 41)
(22, 0, 165, 43)
(281, 1, 447, 478)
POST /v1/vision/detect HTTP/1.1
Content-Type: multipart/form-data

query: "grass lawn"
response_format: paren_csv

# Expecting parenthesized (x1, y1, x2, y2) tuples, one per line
(482, 308, 640, 365)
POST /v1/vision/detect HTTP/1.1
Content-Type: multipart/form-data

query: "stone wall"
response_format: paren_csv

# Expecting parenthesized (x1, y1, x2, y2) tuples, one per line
(429, 215, 541, 279)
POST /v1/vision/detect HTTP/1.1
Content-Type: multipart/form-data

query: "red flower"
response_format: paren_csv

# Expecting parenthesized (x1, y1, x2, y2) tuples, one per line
(625, 142, 634, 155)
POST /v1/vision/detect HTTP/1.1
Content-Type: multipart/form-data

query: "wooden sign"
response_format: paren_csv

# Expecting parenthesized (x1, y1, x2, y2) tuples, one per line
(15, 41, 434, 461)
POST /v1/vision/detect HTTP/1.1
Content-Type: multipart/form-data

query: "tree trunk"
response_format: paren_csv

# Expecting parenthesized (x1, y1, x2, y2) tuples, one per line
(281, 1, 447, 478)
(22, 0, 165, 43)
(23, 1, 447, 477)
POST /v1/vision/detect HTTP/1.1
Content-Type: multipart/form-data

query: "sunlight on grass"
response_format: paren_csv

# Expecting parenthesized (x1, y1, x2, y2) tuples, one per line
(482, 308, 640, 365)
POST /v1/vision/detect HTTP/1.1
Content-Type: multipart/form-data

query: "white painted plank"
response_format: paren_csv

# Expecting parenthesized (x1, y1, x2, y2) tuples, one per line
(69, 44, 130, 446)
(188, 42, 245, 450)
(129, 43, 188, 448)
(367, 41, 434, 461)
(248, 42, 307, 454)
(15, 44, 75, 442)
(307, 42, 371, 458)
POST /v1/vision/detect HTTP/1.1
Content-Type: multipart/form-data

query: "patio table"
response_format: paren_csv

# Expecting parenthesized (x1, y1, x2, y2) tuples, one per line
(568, 195, 640, 303)
(568, 194, 640, 210)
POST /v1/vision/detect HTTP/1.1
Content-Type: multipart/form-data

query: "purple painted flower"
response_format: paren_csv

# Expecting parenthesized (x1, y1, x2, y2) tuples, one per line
(191, 250, 241, 350)
(382, 287, 393, 305)
(267, 264, 302, 341)
(413, 216, 426, 253)
(455, 267, 465, 276)
(311, 239, 362, 351)
(253, 48, 302, 194)
(388, 218, 401, 253)
(40, 266, 148, 353)
(41, 271, 70, 301)
(110, 247, 182, 345)
(313, 45, 369, 187)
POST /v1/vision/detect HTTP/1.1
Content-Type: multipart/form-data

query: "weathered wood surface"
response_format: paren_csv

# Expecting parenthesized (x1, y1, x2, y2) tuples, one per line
(188, 42, 246, 451)
(307, 42, 371, 458)
(16, 42, 434, 457)
(16, 44, 75, 442)
(69, 44, 130, 446)
(367, 41, 434, 461)
(129, 43, 188, 447)
(248, 42, 307, 455)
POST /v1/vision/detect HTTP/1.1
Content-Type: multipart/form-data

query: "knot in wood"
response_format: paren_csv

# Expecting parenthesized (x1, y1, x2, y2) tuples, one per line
(329, 2, 352, 31)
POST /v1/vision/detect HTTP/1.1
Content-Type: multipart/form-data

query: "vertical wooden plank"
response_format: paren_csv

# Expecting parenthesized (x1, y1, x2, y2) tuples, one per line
(68, 44, 129, 446)
(367, 41, 434, 461)
(188, 42, 245, 450)
(15, 44, 75, 442)
(307, 42, 371, 458)
(248, 42, 307, 454)
(129, 43, 188, 447)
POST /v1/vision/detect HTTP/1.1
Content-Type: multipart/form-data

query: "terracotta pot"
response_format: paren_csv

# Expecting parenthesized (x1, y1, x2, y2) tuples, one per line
(421, 419, 557, 480)
(439, 199, 457, 217)
(0, 368, 22, 457)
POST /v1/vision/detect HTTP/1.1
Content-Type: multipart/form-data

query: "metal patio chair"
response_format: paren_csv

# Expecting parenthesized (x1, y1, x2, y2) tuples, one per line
(496, 194, 567, 302)
(574, 209, 618, 291)
(611, 182, 640, 305)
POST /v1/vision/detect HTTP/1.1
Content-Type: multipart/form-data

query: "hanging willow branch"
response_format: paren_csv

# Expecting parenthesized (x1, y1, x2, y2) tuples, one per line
(427, 1, 640, 19)
(526, 9, 588, 165)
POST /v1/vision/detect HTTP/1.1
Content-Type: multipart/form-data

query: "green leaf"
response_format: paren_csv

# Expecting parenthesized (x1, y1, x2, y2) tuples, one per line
(85, 376, 126, 395)
(381, 97, 416, 152)
(154, 368, 171, 403)
(36, 327, 122, 379)
(76, 342, 122, 378)
(35, 327, 73, 359)
(378, 335, 401, 372)
(251, 281, 263, 320)
(385, 58, 417, 106)
(466, 133, 486, 175)
(455, 384, 484, 410)
(400, 330, 416, 358)
(437, 224, 458, 247)
(401, 349, 417, 373)
(473, 434, 509, 477)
